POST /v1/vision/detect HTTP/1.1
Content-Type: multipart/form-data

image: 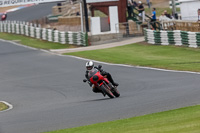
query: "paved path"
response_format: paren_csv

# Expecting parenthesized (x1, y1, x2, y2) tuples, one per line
(50, 37, 145, 54)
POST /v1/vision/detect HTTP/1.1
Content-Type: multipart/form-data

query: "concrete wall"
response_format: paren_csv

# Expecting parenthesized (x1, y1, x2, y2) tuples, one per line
(91, 17, 101, 35)
(109, 6, 119, 33)
(180, 1, 200, 21)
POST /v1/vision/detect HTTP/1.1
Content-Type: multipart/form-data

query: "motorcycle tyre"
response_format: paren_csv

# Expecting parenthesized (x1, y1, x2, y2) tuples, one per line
(100, 85, 114, 99)
(107, 83, 120, 98)
(112, 88, 120, 97)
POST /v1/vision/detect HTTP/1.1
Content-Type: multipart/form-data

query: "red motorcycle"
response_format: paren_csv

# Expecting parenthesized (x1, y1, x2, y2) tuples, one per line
(83, 68, 120, 98)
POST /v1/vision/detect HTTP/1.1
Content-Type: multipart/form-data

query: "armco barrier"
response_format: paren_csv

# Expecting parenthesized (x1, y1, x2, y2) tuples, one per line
(0, 21, 88, 46)
(144, 29, 200, 48)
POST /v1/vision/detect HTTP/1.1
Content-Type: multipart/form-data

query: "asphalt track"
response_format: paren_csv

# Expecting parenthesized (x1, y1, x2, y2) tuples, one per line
(0, 39, 200, 133)
(6, 2, 58, 21)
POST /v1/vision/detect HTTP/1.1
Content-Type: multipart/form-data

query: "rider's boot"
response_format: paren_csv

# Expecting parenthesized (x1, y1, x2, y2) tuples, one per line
(112, 82, 119, 87)
(107, 73, 119, 87)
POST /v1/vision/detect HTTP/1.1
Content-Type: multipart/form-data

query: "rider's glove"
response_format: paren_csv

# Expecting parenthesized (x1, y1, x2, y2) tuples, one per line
(89, 82, 93, 87)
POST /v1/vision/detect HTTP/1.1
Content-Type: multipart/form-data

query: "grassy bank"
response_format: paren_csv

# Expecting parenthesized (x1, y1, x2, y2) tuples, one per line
(0, 33, 77, 50)
(45, 105, 200, 133)
(65, 43, 200, 72)
(0, 102, 8, 111)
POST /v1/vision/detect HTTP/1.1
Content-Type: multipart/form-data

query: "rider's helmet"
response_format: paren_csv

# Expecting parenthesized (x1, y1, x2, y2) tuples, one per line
(86, 61, 94, 70)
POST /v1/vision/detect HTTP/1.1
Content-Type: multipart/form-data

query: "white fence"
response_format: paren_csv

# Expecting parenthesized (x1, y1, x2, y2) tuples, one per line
(0, 21, 88, 46)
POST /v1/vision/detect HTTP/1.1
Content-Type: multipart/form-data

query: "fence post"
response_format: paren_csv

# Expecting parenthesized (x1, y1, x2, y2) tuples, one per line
(20, 24, 24, 35)
(30, 26, 35, 38)
(42, 28, 47, 40)
(146, 29, 155, 44)
(160, 30, 169, 45)
(76, 32, 82, 45)
(188, 31, 197, 48)
(47, 29, 53, 42)
(36, 27, 41, 39)
(16, 24, 20, 34)
(174, 30, 182, 46)
(68, 31, 73, 44)
(60, 31, 66, 44)
(54, 30, 59, 43)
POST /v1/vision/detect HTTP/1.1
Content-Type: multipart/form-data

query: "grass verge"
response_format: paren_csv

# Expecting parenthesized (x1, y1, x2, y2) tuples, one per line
(0, 33, 77, 50)
(65, 42, 200, 72)
(45, 105, 200, 133)
(0, 102, 9, 111)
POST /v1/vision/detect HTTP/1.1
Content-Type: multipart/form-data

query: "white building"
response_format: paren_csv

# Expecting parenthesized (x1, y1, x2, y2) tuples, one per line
(179, 0, 200, 21)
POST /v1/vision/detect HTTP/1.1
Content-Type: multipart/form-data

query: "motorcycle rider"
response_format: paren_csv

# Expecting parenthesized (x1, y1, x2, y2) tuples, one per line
(85, 61, 119, 95)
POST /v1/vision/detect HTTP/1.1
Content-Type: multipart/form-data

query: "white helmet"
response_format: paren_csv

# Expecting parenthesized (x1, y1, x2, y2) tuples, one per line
(86, 61, 94, 70)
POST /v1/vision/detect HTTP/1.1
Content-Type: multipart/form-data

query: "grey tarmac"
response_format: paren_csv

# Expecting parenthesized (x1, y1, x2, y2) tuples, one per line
(0, 39, 200, 133)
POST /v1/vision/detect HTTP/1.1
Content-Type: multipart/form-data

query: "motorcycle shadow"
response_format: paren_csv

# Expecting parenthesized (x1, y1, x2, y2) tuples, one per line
(80, 97, 111, 103)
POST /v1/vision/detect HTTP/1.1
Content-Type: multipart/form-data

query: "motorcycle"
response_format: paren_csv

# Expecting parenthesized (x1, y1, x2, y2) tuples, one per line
(83, 68, 120, 98)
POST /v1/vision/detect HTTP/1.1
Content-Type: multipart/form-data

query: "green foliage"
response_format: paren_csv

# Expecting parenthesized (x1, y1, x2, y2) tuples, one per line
(94, 10, 107, 17)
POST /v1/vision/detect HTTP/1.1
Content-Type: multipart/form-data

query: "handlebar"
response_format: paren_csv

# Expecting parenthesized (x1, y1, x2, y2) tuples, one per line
(83, 79, 92, 87)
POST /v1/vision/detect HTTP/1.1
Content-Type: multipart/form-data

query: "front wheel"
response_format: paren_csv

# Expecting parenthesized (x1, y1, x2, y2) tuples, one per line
(100, 84, 114, 98)
(112, 87, 120, 97)
(107, 83, 120, 98)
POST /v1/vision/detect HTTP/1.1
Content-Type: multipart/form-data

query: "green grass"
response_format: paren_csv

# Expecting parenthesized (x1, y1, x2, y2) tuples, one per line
(94, 10, 107, 17)
(0, 102, 8, 111)
(65, 43, 200, 72)
(45, 105, 200, 133)
(0, 33, 77, 50)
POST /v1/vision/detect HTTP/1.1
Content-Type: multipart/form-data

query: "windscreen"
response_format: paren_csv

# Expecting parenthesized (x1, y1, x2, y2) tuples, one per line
(88, 69, 98, 78)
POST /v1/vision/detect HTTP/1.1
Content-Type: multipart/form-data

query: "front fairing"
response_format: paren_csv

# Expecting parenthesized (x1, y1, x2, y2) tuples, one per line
(88, 68, 99, 79)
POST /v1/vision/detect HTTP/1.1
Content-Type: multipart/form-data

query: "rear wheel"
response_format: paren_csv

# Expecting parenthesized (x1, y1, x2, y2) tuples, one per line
(100, 84, 114, 98)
